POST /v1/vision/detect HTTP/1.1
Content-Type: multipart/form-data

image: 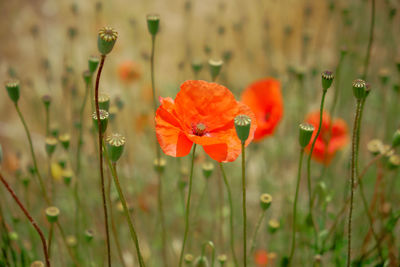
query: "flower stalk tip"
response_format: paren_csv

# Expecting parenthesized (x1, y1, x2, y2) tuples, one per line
(208, 59, 223, 81)
(147, 14, 160, 36)
(97, 26, 118, 55)
(88, 56, 100, 73)
(5, 80, 20, 103)
(45, 136, 57, 157)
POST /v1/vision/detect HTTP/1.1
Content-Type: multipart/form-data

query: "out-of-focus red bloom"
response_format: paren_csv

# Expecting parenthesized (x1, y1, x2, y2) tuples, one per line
(241, 78, 283, 141)
(305, 111, 349, 164)
(254, 249, 268, 267)
(118, 60, 141, 83)
(155, 80, 256, 162)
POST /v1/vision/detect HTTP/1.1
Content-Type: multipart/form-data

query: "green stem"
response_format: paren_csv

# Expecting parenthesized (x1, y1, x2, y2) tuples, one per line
(45, 106, 50, 136)
(178, 144, 197, 267)
(219, 163, 239, 267)
(55, 222, 81, 267)
(289, 148, 304, 265)
(201, 241, 215, 267)
(47, 223, 54, 258)
(241, 142, 247, 267)
(94, 54, 111, 267)
(14, 103, 50, 205)
(249, 210, 266, 257)
(306, 90, 327, 251)
(362, 0, 375, 80)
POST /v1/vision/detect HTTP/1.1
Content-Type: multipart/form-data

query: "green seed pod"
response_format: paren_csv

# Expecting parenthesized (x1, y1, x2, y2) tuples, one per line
(378, 68, 390, 85)
(234, 114, 252, 143)
(388, 155, 400, 170)
(83, 70, 92, 85)
(59, 133, 70, 150)
(352, 79, 366, 100)
(66, 235, 77, 248)
(393, 83, 400, 94)
(367, 139, 383, 156)
(22, 176, 30, 187)
(321, 70, 334, 91)
(392, 129, 400, 148)
(106, 133, 126, 162)
(88, 56, 100, 73)
(260, 193, 272, 210)
(153, 158, 166, 174)
(108, 106, 118, 121)
(299, 123, 315, 148)
(58, 158, 67, 169)
(194, 256, 209, 267)
(98, 93, 110, 111)
(45, 137, 57, 157)
(84, 229, 94, 243)
(62, 169, 74, 186)
(208, 59, 223, 81)
(380, 145, 394, 158)
(217, 254, 227, 266)
(45, 206, 60, 223)
(184, 254, 194, 264)
(92, 109, 109, 134)
(222, 50, 233, 64)
(30, 261, 45, 267)
(50, 124, 59, 138)
(201, 162, 214, 179)
(97, 27, 118, 55)
(191, 60, 203, 75)
(41, 94, 52, 109)
(268, 219, 280, 234)
(147, 14, 160, 36)
(5, 80, 20, 103)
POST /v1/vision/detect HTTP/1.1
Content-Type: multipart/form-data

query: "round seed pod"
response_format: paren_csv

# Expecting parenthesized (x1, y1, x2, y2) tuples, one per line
(208, 59, 223, 81)
(106, 133, 126, 162)
(147, 14, 160, 36)
(299, 123, 315, 148)
(352, 79, 366, 100)
(184, 254, 194, 264)
(30, 261, 45, 267)
(62, 169, 74, 186)
(367, 139, 383, 156)
(59, 133, 70, 150)
(92, 109, 109, 134)
(201, 162, 214, 179)
(321, 70, 334, 91)
(45, 137, 57, 157)
(83, 70, 92, 85)
(217, 254, 227, 265)
(153, 158, 166, 174)
(98, 93, 110, 111)
(45, 206, 60, 223)
(85, 229, 94, 243)
(191, 60, 203, 75)
(97, 27, 118, 55)
(89, 56, 100, 73)
(5, 80, 20, 103)
(260, 193, 272, 210)
(268, 219, 280, 234)
(234, 114, 251, 143)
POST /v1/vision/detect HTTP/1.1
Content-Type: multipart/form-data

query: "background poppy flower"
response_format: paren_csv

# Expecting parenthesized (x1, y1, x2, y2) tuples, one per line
(241, 78, 283, 141)
(118, 60, 142, 83)
(254, 249, 268, 267)
(305, 111, 349, 164)
(155, 80, 256, 162)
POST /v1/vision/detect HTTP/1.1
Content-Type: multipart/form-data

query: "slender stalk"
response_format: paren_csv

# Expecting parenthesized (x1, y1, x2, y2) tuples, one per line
(249, 210, 266, 257)
(178, 144, 197, 267)
(150, 32, 167, 264)
(55, 222, 81, 267)
(219, 163, 239, 267)
(241, 142, 247, 267)
(45, 105, 50, 136)
(306, 90, 327, 251)
(347, 100, 362, 266)
(14, 103, 50, 204)
(289, 148, 304, 265)
(362, 0, 375, 80)
(47, 223, 54, 257)
(94, 54, 111, 267)
(201, 241, 215, 267)
(0, 172, 50, 267)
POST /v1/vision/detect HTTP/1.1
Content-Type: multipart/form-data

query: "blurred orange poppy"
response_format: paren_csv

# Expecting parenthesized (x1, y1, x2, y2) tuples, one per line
(155, 80, 256, 162)
(118, 60, 141, 83)
(305, 111, 349, 164)
(254, 249, 268, 267)
(241, 78, 283, 141)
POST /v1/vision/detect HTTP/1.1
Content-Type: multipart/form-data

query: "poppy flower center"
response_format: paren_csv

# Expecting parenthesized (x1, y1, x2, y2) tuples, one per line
(192, 123, 207, 136)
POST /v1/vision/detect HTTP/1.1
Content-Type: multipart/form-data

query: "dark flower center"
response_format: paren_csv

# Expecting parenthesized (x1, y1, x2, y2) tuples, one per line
(193, 123, 206, 136)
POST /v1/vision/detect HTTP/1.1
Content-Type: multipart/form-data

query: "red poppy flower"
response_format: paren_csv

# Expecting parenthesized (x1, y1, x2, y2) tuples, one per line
(155, 80, 257, 162)
(254, 249, 268, 267)
(305, 111, 349, 164)
(118, 60, 141, 83)
(241, 78, 283, 141)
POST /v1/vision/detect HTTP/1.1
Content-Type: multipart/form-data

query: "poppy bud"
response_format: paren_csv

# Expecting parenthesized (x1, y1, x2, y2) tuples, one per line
(321, 70, 334, 91)
(41, 94, 52, 109)
(88, 56, 100, 73)
(299, 123, 315, 148)
(260, 193, 272, 210)
(45, 206, 60, 223)
(59, 133, 70, 150)
(367, 139, 383, 156)
(5, 80, 20, 103)
(66, 235, 77, 248)
(92, 110, 109, 134)
(352, 79, 366, 100)
(98, 93, 110, 111)
(392, 129, 400, 148)
(147, 14, 160, 36)
(106, 133, 126, 162)
(268, 219, 280, 233)
(83, 70, 92, 85)
(208, 59, 223, 81)
(97, 27, 118, 55)
(85, 229, 94, 243)
(234, 114, 251, 143)
(45, 137, 57, 157)
(217, 254, 227, 266)
(201, 162, 214, 179)
(191, 60, 203, 75)
(194, 256, 209, 267)
(184, 254, 194, 264)
(62, 169, 74, 186)
(388, 155, 400, 170)
(30, 261, 45, 267)
(154, 158, 166, 174)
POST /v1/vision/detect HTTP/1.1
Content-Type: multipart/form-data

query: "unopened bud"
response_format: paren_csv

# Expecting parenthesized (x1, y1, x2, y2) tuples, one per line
(5, 80, 20, 103)
(45, 137, 57, 157)
(321, 70, 334, 91)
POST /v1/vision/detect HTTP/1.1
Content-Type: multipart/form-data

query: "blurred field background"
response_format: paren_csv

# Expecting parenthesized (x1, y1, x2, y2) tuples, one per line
(0, 0, 399, 266)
